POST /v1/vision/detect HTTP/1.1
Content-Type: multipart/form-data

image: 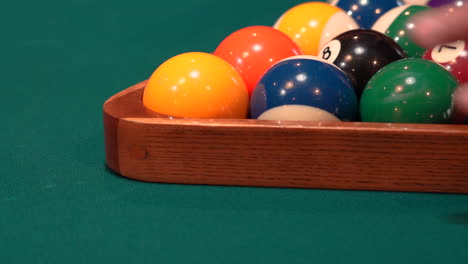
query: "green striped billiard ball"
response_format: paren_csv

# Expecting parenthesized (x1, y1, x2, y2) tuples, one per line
(372, 5, 430, 58)
(360, 58, 458, 124)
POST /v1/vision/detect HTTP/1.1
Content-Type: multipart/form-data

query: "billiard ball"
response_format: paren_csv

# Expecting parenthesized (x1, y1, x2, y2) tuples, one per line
(403, 0, 459, 7)
(213, 26, 303, 96)
(451, 106, 468, 124)
(360, 58, 458, 123)
(257, 105, 341, 121)
(423, 40, 468, 84)
(318, 29, 406, 97)
(274, 2, 359, 56)
(372, 4, 430, 58)
(328, 0, 402, 29)
(143, 52, 249, 119)
(250, 55, 358, 121)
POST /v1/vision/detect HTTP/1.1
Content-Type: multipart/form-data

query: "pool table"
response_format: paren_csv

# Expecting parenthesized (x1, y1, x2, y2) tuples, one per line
(1, 0, 468, 263)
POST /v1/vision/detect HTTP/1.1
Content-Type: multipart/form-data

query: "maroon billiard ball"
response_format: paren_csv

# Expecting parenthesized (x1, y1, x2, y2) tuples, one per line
(423, 40, 468, 84)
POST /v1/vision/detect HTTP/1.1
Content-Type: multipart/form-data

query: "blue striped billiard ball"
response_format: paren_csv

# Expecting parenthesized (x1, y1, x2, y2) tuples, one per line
(329, 0, 403, 29)
(250, 56, 358, 121)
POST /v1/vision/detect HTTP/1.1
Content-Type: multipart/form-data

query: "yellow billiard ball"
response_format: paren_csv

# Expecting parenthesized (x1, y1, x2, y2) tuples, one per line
(274, 2, 359, 56)
(143, 52, 249, 119)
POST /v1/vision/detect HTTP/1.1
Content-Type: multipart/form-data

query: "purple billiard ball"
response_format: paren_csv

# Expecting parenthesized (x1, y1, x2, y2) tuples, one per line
(403, 0, 461, 7)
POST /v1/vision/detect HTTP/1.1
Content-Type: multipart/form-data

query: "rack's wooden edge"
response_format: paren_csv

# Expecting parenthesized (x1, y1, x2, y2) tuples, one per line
(103, 80, 468, 133)
(104, 80, 148, 104)
(103, 82, 468, 193)
(103, 80, 155, 174)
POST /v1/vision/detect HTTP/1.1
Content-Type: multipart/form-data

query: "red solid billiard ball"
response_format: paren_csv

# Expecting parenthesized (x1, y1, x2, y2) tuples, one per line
(214, 26, 303, 96)
(423, 40, 468, 84)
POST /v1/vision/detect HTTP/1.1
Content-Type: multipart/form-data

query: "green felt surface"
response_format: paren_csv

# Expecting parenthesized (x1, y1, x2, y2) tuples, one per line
(1, 0, 468, 263)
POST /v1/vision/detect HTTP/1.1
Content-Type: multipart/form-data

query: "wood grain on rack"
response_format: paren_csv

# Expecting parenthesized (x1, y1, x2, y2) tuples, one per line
(103, 80, 468, 193)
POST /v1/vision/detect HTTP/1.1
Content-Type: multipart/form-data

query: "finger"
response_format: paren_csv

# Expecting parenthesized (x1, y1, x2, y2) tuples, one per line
(410, 3, 468, 49)
(454, 83, 468, 115)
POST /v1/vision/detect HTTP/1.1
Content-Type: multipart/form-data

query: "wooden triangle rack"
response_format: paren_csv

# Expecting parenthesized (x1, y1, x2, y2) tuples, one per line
(103, 80, 468, 193)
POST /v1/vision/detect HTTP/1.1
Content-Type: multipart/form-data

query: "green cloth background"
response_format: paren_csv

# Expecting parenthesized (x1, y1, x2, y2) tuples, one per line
(1, 0, 468, 263)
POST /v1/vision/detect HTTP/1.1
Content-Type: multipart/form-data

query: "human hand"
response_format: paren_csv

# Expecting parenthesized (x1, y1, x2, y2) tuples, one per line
(410, 1, 468, 115)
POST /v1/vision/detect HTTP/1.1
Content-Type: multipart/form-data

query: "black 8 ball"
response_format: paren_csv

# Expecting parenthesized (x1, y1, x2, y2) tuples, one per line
(319, 29, 406, 97)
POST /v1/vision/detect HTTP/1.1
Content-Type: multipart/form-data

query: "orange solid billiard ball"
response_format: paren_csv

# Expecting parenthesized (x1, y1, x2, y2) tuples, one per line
(143, 52, 249, 119)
